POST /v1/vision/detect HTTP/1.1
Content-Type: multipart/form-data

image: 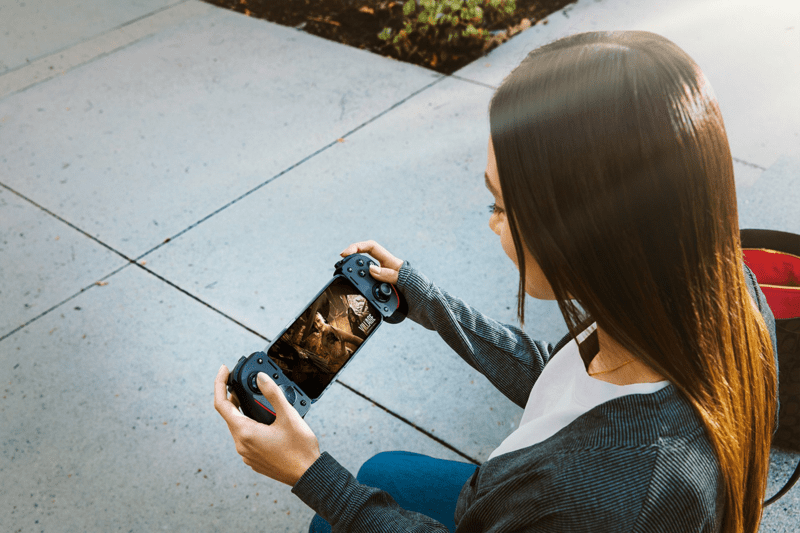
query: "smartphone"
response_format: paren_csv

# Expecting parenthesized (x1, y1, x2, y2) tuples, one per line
(264, 275, 382, 402)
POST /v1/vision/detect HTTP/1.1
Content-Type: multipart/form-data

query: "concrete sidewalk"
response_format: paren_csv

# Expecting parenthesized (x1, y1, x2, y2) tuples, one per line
(1, 0, 798, 530)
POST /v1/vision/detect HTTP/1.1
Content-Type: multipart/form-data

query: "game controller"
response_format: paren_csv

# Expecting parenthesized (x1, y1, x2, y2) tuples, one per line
(228, 351, 312, 425)
(227, 253, 407, 425)
(333, 253, 408, 324)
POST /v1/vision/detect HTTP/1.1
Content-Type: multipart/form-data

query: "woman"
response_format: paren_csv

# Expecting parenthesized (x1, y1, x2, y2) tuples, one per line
(214, 31, 778, 532)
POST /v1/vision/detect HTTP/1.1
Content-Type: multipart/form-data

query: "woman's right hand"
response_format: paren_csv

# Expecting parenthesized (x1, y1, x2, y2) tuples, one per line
(340, 240, 404, 285)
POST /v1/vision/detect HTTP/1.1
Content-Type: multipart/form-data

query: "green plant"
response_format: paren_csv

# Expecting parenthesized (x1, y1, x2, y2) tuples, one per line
(378, 0, 516, 67)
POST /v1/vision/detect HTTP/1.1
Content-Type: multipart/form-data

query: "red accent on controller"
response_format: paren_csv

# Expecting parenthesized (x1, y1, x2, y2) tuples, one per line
(254, 399, 276, 416)
(391, 284, 400, 309)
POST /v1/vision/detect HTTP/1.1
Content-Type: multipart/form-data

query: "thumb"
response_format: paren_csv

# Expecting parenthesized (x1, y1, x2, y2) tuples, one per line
(369, 263, 399, 285)
(256, 372, 289, 414)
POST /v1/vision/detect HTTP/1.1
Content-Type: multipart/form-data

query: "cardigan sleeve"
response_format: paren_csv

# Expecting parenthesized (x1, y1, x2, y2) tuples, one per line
(395, 262, 553, 409)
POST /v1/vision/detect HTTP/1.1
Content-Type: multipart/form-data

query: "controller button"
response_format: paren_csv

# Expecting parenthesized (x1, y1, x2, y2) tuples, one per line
(300, 400, 307, 406)
(273, 373, 279, 379)
(374, 282, 392, 302)
(347, 267, 353, 273)
(257, 358, 263, 364)
(281, 385, 296, 405)
(356, 258, 365, 267)
(248, 373, 261, 394)
(358, 270, 366, 277)
(384, 306, 389, 312)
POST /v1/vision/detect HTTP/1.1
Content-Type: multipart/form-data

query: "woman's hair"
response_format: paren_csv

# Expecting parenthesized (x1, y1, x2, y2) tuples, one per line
(488, 31, 777, 532)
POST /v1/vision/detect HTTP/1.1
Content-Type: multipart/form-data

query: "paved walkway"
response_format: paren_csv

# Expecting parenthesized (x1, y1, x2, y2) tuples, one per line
(1, 0, 798, 530)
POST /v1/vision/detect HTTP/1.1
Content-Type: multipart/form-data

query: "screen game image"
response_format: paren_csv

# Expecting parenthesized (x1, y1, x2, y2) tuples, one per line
(266, 276, 380, 400)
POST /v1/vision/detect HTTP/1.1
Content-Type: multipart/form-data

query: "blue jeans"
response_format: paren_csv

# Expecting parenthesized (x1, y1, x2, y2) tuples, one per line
(308, 451, 478, 533)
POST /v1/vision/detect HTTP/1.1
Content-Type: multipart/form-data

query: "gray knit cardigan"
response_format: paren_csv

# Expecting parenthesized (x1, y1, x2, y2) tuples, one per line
(292, 262, 778, 532)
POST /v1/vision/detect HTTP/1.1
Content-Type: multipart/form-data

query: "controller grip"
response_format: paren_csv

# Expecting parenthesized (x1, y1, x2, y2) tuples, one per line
(385, 289, 408, 324)
(228, 353, 312, 425)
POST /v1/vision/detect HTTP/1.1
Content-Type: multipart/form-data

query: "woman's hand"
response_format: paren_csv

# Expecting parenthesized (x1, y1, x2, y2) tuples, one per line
(340, 240, 404, 285)
(214, 365, 321, 486)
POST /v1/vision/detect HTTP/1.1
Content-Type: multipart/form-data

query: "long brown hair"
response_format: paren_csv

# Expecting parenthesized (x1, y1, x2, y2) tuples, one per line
(488, 31, 776, 532)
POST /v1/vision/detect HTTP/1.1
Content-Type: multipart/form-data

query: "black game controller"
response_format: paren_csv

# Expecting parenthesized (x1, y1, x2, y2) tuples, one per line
(227, 351, 312, 425)
(333, 253, 408, 324)
(227, 253, 407, 425)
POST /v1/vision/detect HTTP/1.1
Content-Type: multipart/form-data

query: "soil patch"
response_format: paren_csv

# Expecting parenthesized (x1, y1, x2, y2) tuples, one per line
(201, 0, 577, 75)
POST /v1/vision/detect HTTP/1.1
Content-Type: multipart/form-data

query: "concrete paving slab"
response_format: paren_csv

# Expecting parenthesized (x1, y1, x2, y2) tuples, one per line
(143, 74, 568, 460)
(738, 155, 800, 235)
(762, 447, 800, 531)
(0, 263, 467, 532)
(456, 0, 800, 171)
(0, 185, 127, 339)
(0, 0, 182, 74)
(0, 0, 215, 99)
(0, 6, 441, 260)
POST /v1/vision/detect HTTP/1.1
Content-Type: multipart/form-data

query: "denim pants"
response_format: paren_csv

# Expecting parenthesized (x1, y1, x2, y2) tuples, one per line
(308, 451, 478, 533)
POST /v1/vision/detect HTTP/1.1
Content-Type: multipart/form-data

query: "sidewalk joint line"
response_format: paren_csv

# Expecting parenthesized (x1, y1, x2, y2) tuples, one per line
(335, 381, 481, 465)
(448, 74, 498, 90)
(0, 181, 268, 344)
(0, 181, 134, 263)
(0, 0, 198, 102)
(0, 0, 193, 78)
(135, 75, 448, 261)
(0, 263, 130, 343)
(732, 157, 766, 171)
(131, 262, 270, 343)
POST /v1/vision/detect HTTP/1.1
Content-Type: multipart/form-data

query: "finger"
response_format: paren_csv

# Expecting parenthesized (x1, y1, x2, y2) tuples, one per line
(214, 365, 241, 423)
(369, 263, 399, 285)
(256, 372, 291, 417)
(230, 390, 241, 410)
(340, 240, 403, 270)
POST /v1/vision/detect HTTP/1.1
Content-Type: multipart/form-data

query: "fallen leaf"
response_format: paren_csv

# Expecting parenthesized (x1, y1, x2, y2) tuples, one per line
(337, 138, 346, 143)
(359, 6, 374, 14)
(308, 16, 340, 26)
(95, 281, 108, 286)
(139, 260, 147, 265)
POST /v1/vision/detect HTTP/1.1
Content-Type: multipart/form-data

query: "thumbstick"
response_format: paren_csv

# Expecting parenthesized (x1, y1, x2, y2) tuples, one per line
(374, 282, 393, 303)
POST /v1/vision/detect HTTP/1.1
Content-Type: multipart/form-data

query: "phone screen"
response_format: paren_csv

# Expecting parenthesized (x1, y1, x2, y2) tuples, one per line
(266, 276, 381, 401)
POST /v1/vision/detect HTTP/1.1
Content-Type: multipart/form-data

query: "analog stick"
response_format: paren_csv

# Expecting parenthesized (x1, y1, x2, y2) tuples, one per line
(373, 282, 393, 303)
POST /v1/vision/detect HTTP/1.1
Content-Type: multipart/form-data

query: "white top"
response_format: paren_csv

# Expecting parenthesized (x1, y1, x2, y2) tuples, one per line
(488, 324, 670, 461)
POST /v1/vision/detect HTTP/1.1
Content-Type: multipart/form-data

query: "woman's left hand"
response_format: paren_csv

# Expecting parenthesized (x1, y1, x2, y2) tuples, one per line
(214, 365, 321, 486)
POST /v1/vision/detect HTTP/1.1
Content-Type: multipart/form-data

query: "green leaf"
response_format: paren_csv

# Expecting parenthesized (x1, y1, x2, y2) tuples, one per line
(403, 1, 415, 16)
